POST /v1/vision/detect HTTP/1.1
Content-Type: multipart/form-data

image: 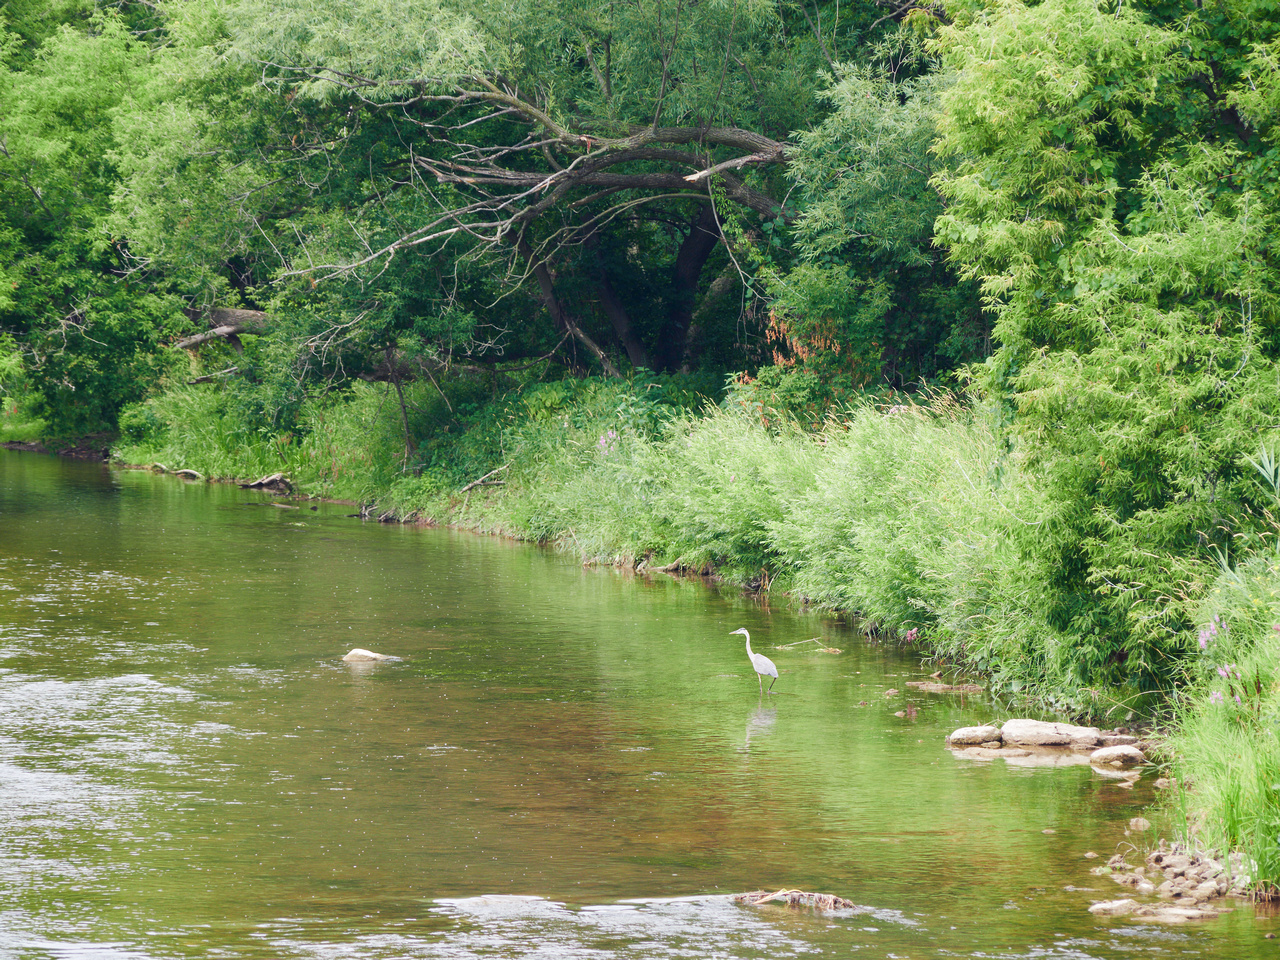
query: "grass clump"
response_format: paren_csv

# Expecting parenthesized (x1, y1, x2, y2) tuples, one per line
(1167, 551, 1280, 895)
(0, 333, 45, 442)
(115, 378, 467, 502)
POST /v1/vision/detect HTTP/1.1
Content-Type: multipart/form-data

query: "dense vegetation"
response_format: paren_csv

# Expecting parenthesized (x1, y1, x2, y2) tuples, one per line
(5, 0, 1280, 890)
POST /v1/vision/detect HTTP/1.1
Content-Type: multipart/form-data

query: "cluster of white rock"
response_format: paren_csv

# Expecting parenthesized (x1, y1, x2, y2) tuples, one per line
(1087, 842, 1254, 923)
(944, 721, 1270, 924)
(945, 718, 1147, 769)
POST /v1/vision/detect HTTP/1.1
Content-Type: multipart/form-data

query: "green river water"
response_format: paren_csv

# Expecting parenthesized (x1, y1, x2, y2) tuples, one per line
(0, 448, 1275, 958)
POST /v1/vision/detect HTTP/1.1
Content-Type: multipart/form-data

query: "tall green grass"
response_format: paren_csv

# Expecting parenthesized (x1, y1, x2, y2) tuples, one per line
(114, 380, 461, 501)
(1166, 552, 1280, 894)
(416, 388, 1093, 704)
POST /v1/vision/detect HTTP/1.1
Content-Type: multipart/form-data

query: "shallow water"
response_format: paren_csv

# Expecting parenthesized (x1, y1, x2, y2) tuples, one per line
(0, 449, 1275, 958)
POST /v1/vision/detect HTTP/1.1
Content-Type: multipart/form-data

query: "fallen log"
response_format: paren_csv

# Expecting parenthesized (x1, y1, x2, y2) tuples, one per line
(239, 472, 293, 493)
(175, 308, 270, 351)
(460, 464, 510, 493)
(733, 889, 856, 910)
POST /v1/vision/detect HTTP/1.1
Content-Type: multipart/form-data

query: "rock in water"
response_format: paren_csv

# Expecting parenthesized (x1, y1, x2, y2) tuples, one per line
(1090, 744, 1146, 767)
(343, 648, 390, 662)
(946, 725, 1003, 745)
(1088, 898, 1141, 916)
(1001, 718, 1102, 748)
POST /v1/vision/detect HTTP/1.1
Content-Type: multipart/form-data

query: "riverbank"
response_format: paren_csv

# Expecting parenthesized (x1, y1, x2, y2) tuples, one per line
(48, 374, 1280, 896)
(2, 434, 113, 460)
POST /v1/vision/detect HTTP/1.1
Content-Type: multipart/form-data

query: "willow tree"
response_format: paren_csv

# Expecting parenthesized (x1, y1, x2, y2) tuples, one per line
(113, 0, 900, 377)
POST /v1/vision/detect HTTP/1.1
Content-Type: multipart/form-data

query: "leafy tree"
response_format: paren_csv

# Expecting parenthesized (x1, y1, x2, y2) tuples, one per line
(111, 0, 919, 384)
(931, 0, 1280, 689)
(0, 6, 183, 434)
(771, 37, 986, 387)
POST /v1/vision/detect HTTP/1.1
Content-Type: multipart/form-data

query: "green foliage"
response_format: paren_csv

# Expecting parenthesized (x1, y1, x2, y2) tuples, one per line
(723, 363, 841, 426)
(28, 290, 186, 436)
(775, 42, 987, 385)
(930, 0, 1280, 691)
(0, 330, 43, 440)
(0, 8, 186, 434)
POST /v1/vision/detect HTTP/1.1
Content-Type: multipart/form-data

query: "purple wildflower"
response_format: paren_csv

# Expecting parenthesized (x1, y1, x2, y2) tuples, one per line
(1209, 691, 1224, 705)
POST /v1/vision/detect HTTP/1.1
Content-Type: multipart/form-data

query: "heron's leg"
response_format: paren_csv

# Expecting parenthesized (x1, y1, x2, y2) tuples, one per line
(757, 673, 764, 695)
(768, 676, 776, 694)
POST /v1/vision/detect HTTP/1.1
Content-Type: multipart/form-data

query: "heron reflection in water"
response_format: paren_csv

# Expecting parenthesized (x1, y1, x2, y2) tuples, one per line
(742, 704, 778, 752)
(731, 627, 778, 694)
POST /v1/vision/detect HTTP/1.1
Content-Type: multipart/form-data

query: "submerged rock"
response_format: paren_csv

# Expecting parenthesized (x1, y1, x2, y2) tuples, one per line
(343, 648, 391, 662)
(1096, 841, 1255, 916)
(906, 680, 986, 694)
(1089, 898, 1141, 916)
(734, 889, 856, 910)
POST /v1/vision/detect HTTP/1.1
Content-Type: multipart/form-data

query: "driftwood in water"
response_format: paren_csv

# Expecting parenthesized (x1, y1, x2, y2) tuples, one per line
(239, 472, 293, 494)
(733, 889, 856, 910)
(905, 680, 985, 694)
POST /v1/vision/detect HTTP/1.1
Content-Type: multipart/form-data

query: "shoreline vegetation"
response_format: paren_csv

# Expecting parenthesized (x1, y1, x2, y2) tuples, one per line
(12, 369, 1277, 899)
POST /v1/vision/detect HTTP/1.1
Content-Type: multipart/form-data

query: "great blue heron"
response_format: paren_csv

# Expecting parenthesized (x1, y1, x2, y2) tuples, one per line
(731, 628, 778, 694)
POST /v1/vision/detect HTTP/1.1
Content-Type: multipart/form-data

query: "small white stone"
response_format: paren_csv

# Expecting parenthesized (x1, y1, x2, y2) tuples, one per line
(343, 648, 390, 662)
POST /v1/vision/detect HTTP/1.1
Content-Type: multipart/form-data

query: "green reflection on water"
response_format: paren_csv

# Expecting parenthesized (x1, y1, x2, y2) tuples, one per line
(1, 449, 1275, 958)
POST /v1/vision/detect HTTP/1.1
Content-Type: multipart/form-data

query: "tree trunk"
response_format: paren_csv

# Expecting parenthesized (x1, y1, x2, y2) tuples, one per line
(589, 240, 650, 370)
(386, 346, 417, 465)
(515, 238, 622, 377)
(655, 204, 721, 372)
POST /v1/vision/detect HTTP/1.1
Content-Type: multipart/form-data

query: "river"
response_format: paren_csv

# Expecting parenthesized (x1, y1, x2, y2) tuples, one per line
(0, 448, 1274, 957)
